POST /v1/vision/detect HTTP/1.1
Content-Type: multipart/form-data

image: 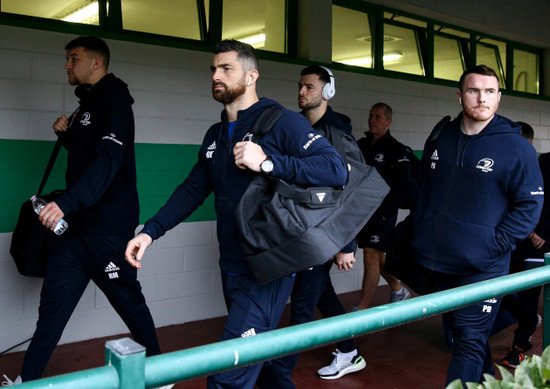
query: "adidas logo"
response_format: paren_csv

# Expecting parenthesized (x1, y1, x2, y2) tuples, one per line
(104, 262, 120, 273)
(105, 262, 120, 279)
(206, 141, 216, 159)
(316, 192, 326, 202)
(241, 328, 256, 338)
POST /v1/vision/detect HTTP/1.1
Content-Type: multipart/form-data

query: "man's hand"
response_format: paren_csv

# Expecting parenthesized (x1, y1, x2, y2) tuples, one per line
(529, 232, 546, 250)
(125, 233, 153, 269)
(38, 201, 65, 232)
(233, 141, 266, 172)
(53, 114, 69, 133)
(335, 252, 356, 271)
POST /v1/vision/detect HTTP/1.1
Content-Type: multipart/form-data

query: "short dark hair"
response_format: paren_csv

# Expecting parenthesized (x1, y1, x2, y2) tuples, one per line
(517, 121, 534, 140)
(214, 39, 259, 72)
(371, 102, 393, 120)
(65, 36, 110, 68)
(459, 65, 500, 92)
(300, 65, 331, 84)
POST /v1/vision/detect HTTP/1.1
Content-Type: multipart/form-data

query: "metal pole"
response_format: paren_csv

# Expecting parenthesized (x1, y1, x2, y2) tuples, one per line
(544, 253, 550, 349)
(105, 337, 146, 389)
(15, 266, 550, 388)
(145, 266, 550, 385)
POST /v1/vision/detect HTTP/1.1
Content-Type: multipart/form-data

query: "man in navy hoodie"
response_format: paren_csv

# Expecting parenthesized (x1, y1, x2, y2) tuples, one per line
(12, 36, 163, 385)
(411, 65, 544, 386)
(255, 65, 366, 388)
(125, 41, 347, 389)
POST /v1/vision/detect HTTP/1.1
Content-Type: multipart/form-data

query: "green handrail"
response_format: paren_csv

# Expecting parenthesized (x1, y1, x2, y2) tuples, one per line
(16, 263, 550, 389)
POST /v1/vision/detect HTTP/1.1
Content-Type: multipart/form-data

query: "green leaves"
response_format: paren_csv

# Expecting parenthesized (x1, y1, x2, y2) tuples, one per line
(446, 346, 550, 389)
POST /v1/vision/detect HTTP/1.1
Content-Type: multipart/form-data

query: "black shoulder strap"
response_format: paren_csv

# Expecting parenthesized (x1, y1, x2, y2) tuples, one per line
(37, 108, 81, 195)
(250, 106, 284, 142)
(37, 138, 62, 196)
(428, 115, 451, 144)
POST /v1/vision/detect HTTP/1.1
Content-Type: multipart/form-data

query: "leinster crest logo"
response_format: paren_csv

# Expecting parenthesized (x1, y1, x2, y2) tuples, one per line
(476, 158, 494, 173)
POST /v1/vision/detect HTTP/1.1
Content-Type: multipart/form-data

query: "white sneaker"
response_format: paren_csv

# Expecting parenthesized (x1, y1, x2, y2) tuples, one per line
(389, 287, 410, 303)
(154, 385, 174, 389)
(317, 349, 366, 380)
(1, 375, 22, 386)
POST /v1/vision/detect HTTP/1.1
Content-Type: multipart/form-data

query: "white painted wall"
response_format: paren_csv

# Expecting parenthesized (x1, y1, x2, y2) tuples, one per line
(2, 2, 550, 354)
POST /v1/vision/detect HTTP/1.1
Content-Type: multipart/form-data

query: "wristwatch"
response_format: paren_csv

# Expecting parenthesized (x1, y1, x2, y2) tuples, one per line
(260, 155, 274, 174)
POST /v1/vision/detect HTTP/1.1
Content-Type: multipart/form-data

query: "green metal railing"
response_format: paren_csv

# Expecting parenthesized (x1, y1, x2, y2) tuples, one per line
(16, 258, 550, 388)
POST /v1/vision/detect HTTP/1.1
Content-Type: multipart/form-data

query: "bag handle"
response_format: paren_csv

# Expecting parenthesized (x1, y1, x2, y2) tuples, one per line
(272, 178, 341, 205)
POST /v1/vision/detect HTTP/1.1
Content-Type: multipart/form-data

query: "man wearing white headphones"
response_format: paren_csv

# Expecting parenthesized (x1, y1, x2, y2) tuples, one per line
(258, 65, 366, 385)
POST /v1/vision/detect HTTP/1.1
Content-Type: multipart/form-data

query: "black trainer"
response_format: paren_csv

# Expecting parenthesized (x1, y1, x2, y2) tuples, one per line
(501, 345, 526, 368)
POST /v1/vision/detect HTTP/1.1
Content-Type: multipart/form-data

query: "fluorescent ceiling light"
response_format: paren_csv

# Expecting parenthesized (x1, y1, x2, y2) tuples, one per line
(338, 52, 404, 67)
(383, 52, 404, 62)
(237, 31, 266, 48)
(62, 2, 99, 23)
(340, 57, 373, 67)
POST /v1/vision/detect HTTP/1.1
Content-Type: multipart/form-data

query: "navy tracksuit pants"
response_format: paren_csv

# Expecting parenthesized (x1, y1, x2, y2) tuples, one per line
(427, 267, 508, 387)
(255, 261, 356, 389)
(207, 272, 295, 389)
(21, 231, 161, 381)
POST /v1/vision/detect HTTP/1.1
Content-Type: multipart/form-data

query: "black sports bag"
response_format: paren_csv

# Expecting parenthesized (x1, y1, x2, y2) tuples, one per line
(236, 107, 389, 284)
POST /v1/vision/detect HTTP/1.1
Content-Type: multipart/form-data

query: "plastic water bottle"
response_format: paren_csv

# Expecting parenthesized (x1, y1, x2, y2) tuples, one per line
(31, 195, 69, 235)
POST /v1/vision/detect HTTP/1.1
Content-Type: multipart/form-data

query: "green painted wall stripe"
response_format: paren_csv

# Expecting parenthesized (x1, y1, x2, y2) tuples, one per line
(0, 139, 427, 234)
(0, 139, 215, 233)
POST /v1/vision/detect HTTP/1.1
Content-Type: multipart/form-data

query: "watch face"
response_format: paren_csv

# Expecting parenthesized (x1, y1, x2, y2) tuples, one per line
(261, 159, 274, 173)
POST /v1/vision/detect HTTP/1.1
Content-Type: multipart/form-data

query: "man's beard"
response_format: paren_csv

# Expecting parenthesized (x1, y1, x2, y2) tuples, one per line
(463, 104, 497, 122)
(212, 81, 246, 104)
(298, 97, 322, 111)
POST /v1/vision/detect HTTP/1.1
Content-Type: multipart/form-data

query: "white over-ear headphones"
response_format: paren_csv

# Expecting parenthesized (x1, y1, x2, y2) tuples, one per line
(319, 66, 335, 100)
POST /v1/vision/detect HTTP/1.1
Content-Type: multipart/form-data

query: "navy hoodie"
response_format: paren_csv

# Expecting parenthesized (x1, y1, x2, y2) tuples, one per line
(55, 73, 139, 234)
(412, 113, 544, 275)
(142, 98, 347, 275)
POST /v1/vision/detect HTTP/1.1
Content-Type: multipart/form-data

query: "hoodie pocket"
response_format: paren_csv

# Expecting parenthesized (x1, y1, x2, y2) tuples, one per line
(413, 212, 505, 273)
(437, 215, 504, 271)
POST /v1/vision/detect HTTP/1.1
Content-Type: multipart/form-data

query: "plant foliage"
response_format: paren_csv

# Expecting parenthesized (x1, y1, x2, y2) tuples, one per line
(446, 346, 550, 389)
